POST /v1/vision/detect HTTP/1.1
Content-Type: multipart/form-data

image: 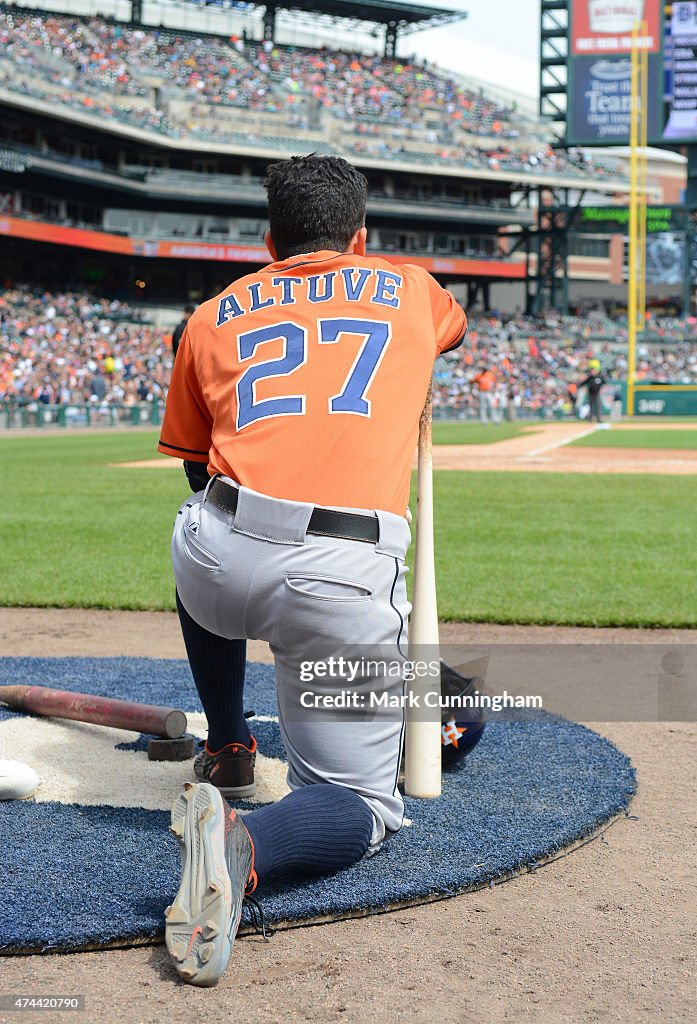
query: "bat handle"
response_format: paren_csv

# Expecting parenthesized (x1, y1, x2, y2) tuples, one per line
(0, 685, 31, 708)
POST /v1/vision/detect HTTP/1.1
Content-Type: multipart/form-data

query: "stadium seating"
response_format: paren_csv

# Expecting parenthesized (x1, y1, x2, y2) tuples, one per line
(0, 11, 623, 180)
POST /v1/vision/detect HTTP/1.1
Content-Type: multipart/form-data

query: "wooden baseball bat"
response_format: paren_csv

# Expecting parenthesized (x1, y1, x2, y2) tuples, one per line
(0, 685, 187, 739)
(404, 380, 442, 798)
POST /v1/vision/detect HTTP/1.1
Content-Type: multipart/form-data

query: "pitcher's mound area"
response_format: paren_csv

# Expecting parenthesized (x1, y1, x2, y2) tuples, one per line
(0, 657, 635, 954)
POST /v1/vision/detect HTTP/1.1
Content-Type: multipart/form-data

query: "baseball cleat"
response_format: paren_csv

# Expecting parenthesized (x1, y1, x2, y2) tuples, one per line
(165, 782, 255, 987)
(194, 737, 257, 798)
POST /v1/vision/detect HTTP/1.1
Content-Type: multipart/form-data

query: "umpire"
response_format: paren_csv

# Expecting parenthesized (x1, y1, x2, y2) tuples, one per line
(579, 359, 606, 423)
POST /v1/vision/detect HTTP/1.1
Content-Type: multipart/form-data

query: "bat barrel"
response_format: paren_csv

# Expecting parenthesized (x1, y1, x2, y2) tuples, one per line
(405, 381, 442, 799)
(11, 686, 187, 739)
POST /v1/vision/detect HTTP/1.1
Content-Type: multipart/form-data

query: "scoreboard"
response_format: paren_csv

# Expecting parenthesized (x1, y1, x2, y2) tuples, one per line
(664, 1, 697, 140)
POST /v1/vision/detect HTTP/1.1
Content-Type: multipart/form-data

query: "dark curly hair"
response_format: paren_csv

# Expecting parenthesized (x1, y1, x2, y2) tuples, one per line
(265, 154, 368, 260)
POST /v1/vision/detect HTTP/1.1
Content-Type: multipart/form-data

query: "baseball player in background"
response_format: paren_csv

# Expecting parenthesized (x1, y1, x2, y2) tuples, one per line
(158, 154, 467, 986)
(171, 303, 196, 360)
(472, 363, 497, 423)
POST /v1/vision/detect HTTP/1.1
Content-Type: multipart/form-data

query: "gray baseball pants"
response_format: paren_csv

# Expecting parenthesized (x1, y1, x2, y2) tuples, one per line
(171, 477, 412, 852)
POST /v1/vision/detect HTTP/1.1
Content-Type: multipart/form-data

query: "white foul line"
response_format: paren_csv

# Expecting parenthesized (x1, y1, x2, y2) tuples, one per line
(520, 425, 600, 459)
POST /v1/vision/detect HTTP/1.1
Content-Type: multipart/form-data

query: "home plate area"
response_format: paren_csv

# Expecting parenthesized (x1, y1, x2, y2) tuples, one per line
(0, 657, 635, 954)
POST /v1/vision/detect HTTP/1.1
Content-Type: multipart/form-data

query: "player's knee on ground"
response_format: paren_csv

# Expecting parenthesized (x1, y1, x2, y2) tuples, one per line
(243, 782, 377, 884)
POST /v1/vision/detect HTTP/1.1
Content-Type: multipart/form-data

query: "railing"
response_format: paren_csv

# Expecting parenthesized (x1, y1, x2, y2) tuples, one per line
(1, 401, 164, 429)
(432, 407, 570, 422)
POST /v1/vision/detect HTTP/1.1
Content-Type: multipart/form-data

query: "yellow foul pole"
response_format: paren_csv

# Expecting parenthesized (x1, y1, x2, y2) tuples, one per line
(627, 20, 648, 418)
(638, 24, 648, 333)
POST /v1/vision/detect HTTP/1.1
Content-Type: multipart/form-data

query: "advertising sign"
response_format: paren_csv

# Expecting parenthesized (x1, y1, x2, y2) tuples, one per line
(564, 0, 675, 146)
(577, 206, 684, 232)
(0, 215, 527, 279)
(568, 52, 661, 142)
(571, 0, 661, 54)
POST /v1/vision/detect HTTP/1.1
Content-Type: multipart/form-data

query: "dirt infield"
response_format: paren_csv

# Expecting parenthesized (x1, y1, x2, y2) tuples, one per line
(117, 422, 697, 476)
(1, 607, 695, 1024)
(431, 423, 697, 475)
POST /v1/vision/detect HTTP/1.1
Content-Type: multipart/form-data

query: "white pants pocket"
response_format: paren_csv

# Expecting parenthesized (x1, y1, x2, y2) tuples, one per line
(182, 529, 222, 571)
(285, 573, 373, 602)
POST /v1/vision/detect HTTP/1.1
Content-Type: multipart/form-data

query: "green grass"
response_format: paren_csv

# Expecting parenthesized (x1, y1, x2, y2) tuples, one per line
(1, 430, 695, 626)
(631, 416, 697, 423)
(0, 432, 183, 611)
(424, 471, 697, 627)
(432, 421, 533, 445)
(571, 428, 697, 450)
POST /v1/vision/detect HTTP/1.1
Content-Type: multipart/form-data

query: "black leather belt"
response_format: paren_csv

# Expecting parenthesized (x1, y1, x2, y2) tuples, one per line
(207, 478, 379, 544)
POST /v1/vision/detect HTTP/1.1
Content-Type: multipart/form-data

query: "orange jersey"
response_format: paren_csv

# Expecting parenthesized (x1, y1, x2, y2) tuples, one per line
(158, 250, 466, 515)
(474, 369, 496, 392)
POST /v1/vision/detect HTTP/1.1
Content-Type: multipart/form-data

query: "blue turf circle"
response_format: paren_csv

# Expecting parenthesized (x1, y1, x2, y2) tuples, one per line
(0, 657, 635, 953)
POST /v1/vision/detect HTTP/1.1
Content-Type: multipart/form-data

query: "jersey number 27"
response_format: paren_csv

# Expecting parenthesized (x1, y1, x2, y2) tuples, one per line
(236, 318, 390, 430)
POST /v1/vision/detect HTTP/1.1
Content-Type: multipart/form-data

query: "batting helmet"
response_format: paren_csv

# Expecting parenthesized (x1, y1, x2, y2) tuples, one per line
(440, 661, 486, 769)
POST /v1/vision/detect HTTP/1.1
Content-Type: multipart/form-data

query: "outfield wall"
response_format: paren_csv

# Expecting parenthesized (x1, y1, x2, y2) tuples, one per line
(0, 402, 164, 430)
(620, 385, 697, 417)
(4, 388, 697, 432)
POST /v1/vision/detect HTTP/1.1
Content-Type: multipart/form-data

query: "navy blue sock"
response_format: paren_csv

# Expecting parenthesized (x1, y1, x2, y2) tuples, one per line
(175, 590, 251, 751)
(244, 784, 374, 885)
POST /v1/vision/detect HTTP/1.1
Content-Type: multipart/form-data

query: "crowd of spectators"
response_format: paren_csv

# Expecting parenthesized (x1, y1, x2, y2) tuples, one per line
(0, 12, 146, 99)
(3, 287, 697, 423)
(0, 286, 170, 412)
(432, 312, 697, 419)
(0, 12, 624, 179)
(0, 62, 175, 135)
(349, 131, 613, 179)
(243, 43, 518, 136)
(102, 25, 279, 111)
(0, 14, 517, 130)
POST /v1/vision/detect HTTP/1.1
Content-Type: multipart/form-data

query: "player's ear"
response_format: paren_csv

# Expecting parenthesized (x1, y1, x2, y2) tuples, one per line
(264, 229, 278, 261)
(348, 226, 367, 257)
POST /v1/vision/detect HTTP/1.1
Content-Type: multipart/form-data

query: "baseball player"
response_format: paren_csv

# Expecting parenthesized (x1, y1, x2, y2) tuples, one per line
(158, 154, 467, 987)
(472, 363, 497, 423)
(171, 303, 196, 360)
